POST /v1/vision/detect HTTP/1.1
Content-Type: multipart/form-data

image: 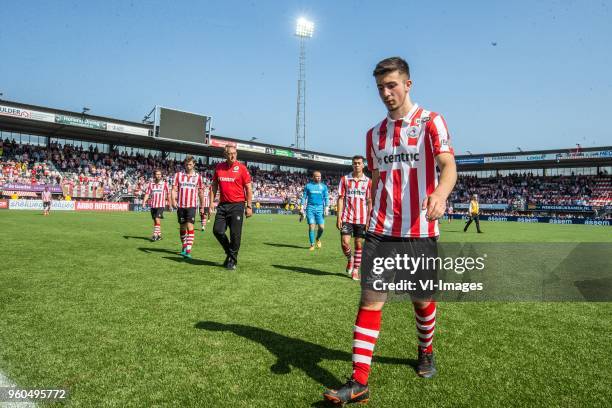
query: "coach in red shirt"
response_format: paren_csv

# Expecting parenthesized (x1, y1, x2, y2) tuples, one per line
(210, 144, 253, 270)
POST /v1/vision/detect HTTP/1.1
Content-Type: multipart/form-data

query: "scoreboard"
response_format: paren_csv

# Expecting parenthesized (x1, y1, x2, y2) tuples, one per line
(154, 106, 212, 145)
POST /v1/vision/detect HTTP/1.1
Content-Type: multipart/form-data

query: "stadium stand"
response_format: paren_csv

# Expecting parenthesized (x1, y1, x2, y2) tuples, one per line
(1, 138, 610, 218)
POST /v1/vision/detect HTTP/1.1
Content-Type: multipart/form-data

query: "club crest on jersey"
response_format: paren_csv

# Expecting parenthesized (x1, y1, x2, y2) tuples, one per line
(408, 127, 419, 138)
(233, 166, 239, 172)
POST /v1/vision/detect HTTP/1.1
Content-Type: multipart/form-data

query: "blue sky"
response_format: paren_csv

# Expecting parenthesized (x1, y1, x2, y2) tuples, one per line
(1, 0, 610, 156)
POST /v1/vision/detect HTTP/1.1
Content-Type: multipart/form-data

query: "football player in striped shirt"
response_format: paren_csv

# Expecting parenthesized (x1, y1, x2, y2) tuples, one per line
(171, 156, 206, 259)
(41, 187, 52, 216)
(199, 180, 211, 231)
(336, 155, 372, 280)
(142, 169, 170, 241)
(323, 57, 457, 405)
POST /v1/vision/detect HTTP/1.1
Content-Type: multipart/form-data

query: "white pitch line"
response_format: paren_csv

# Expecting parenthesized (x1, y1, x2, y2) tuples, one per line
(0, 370, 36, 408)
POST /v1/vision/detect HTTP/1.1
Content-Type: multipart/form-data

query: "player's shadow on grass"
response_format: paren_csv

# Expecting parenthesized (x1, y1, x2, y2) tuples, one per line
(123, 235, 153, 241)
(195, 321, 414, 390)
(272, 264, 346, 278)
(162, 256, 222, 267)
(264, 242, 311, 249)
(138, 247, 222, 267)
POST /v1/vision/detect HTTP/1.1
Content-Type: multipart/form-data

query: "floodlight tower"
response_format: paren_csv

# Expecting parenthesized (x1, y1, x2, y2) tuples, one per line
(294, 17, 314, 150)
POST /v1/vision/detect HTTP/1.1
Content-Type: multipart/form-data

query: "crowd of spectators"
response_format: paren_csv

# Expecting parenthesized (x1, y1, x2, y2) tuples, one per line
(1, 139, 610, 209)
(450, 173, 604, 206)
(0, 139, 339, 203)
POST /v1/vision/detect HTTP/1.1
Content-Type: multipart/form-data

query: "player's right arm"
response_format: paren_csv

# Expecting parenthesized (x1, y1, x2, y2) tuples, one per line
(142, 182, 151, 208)
(336, 177, 345, 230)
(210, 179, 218, 213)
(300, 185, 308, 214)
(171, 174, 179, 208)
(370, 169, 379, 211)
(164, 182, 170, 209)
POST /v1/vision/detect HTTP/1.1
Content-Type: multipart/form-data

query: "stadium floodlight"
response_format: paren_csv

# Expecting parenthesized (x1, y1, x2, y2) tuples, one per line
(467, 150, 473, 155)
(517, 147, 523, 152)
(294, 17, 315, 151)
(250, 137, 258, 141)
(82, 107, 90, 115)
(295, 18, 314, 38)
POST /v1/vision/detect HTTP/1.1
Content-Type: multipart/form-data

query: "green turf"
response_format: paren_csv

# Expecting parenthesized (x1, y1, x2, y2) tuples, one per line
(0, 212, 610, 407)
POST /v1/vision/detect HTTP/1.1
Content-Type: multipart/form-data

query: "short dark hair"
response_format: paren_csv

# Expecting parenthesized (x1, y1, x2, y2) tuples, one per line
(372, 57, 410, 78)
(352, 155, 365, 163)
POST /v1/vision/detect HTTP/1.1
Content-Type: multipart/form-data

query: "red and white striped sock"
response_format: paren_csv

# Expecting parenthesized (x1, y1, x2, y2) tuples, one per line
(201, 215, 207, 226)
(414, 301, 436, 353)
(180, 229, 187, 248)
(153, 223, 161, 237)
(352, 308, 382, 385)
(353, 248, 363, 270)
(186, 230, 195, 252)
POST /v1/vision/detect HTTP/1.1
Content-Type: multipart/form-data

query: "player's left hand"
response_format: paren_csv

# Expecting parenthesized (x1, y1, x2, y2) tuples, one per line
(245, 206, 253, 218)
(324, 206, 330, 216)
(422, 192, 446, 221)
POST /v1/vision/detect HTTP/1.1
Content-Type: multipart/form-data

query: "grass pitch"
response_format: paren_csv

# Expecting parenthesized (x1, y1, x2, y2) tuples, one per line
(0, 211, 611, 407)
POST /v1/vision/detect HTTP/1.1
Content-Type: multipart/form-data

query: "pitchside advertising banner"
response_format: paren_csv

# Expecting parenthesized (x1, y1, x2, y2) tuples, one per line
(452, 214, 611, 226)
(453, 203, 509, 210)
(0, 199, 8, 209)
(8, 199, 75, 211)
(75, 202, 129, 211)
(6, 200, 129, 211)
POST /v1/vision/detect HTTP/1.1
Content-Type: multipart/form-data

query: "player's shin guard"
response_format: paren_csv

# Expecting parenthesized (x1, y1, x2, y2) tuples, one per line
(414, 301, 436, 353)
(342, 243, 353, 270)
(180, 229, 187, 248)
(352, 308, 381, 385)
(186, 230, 195, 252)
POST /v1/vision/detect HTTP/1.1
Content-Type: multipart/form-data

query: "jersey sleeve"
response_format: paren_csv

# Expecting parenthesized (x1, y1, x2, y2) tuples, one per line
(173, 173, 180, 188)
(197, 175, 203, 190)
(145, 182, 152, 195)
(338, 176, 346, 197)
(301, 186, 308, 207)
(242, 165, 252, 184)
(428, 113, 454, 156)
(366, 179, 372, 200)
(366, 128, 377, 171)
(212, 166, 219, 182)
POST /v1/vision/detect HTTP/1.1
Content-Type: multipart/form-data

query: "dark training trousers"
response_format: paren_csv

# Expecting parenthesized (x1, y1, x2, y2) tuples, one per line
(213, 202, 245, 263)
(464, 215, 482, 233)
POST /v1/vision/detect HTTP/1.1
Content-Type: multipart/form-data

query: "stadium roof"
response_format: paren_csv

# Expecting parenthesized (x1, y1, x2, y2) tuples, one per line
(1, 99, 610, 171)
(0, 100, 353, 171)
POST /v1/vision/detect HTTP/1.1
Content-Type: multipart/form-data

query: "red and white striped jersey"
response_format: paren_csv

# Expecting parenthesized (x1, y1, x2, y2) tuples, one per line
(200, 182, 211, 207)
(172, 172, 203, 208)
(145, 180, 169, 208)
(366, 104, 454, 238)
(338, 173, 371, 225)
